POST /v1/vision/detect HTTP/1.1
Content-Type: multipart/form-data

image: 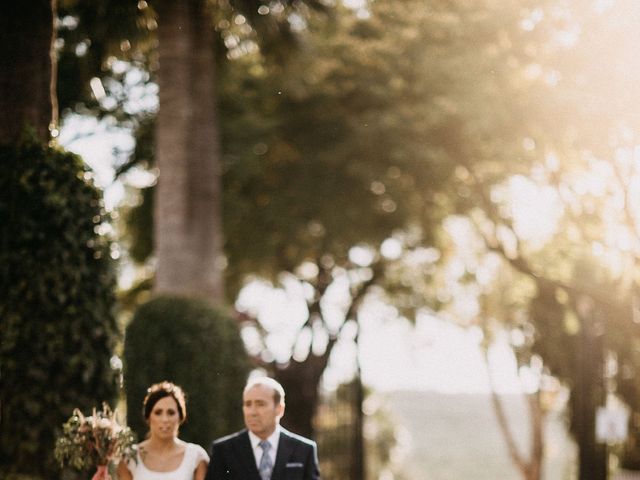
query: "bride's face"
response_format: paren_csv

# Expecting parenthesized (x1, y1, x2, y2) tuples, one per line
(148, 396, 181, 440)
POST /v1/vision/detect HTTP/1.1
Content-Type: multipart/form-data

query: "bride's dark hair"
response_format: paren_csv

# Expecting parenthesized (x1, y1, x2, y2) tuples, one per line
(143, 381, 187, 424)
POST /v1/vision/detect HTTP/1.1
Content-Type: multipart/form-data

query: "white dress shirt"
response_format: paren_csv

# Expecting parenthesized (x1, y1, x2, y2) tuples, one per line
(248, 425, 281, 470)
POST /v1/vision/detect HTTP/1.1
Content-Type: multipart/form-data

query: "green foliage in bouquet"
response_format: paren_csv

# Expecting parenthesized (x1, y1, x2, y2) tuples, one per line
(0, 140, 119, 479)
(55, 404, 137, 472)
(124, 296, 250, 447)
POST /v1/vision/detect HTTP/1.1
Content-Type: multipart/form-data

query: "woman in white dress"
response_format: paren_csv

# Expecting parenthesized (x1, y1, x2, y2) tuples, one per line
(118, 381, 209, 480)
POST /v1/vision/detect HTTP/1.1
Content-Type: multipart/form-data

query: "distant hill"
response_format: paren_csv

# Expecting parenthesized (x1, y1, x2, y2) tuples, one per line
(380, 391, 576, 480)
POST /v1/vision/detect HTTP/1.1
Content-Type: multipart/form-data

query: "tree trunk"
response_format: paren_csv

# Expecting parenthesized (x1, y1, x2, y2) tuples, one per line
(274, 351, 329, 438)
(526, 392, 544, 480)
(153, 0, 224, 302)
(487, 350, 545, 480)
(271, 265, 379, 439)
(575, 299, 608, 480)
(0, 0, 56, 145)
(350, 345, 365, 480)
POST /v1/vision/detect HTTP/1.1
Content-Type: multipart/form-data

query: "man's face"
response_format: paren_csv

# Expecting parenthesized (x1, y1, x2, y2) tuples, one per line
(243, 384, 284, 439)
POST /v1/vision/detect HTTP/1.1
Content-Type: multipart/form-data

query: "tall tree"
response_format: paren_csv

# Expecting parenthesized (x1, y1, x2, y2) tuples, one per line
(217, 0, 462, 439)
(0, 1, 56, 144)
(150, 0, 329, 303)
(152, 0, 224, 301)
(436, 0, 640, 474)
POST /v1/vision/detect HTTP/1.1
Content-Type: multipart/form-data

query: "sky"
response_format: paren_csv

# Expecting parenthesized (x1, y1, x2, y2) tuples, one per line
(235, 278, 525, 394)
(58, 114, 133, 210)
(359, 313, 521, 394)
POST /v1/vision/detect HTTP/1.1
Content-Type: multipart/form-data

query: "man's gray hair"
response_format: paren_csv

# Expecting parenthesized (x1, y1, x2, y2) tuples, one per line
(244, 376, 285, 406)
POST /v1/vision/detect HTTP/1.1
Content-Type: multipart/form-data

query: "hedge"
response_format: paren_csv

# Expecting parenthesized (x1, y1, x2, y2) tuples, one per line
(0, 140, 118, 479)
(124, 296, 250, 447)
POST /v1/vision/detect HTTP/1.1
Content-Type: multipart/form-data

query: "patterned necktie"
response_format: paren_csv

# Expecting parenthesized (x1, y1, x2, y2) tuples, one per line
(258, 440, 273, 480)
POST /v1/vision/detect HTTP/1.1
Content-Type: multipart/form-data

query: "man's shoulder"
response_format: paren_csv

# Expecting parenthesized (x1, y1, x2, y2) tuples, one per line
(280, 428, 317, 448)
(212, 429, 248, 446)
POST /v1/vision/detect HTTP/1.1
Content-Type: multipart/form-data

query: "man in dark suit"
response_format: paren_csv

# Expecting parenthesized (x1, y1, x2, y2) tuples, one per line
(205, 376, 320, 480)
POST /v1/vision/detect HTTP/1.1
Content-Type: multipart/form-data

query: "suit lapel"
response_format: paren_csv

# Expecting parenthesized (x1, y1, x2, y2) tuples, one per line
(232, 430, 261, 480)
(271, 430, 295, 480)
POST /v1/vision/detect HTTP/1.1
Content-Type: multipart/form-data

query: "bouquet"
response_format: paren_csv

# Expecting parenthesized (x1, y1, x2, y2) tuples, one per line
(55, 403, 137, 480)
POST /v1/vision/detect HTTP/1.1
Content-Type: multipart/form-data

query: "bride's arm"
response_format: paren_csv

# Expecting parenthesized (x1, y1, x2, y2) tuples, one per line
(194, 459, 208, 480)
(117, 460, 133, 480)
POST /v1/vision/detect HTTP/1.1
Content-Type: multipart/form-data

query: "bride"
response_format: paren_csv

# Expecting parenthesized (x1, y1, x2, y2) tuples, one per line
(118, 382, 209, 480)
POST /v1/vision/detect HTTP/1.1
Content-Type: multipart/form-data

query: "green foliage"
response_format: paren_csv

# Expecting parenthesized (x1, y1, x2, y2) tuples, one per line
(124, 186, 154, 264)
(123, 296, 250, 447)
(217, 3, 461, 293)
(0, 141, 118, 479)
(56, 0, 329, 117)
(57, 0, 150, 114)
(530, 284, 577, 383)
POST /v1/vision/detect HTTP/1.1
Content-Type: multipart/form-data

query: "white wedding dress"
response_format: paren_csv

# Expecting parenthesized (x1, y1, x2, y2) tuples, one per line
(126, 443, 209, 480)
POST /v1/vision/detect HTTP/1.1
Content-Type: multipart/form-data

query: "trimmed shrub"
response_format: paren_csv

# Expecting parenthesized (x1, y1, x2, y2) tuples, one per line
(0, 141, 118, 479)
(124, 296, 250, 447)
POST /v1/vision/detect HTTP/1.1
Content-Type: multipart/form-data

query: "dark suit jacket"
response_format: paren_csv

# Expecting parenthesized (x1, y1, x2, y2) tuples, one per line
(205, 428, 320, 480)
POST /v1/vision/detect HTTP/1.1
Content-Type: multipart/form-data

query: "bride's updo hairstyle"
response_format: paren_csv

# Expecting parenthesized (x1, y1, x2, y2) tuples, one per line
(143, 381, 187, 425)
